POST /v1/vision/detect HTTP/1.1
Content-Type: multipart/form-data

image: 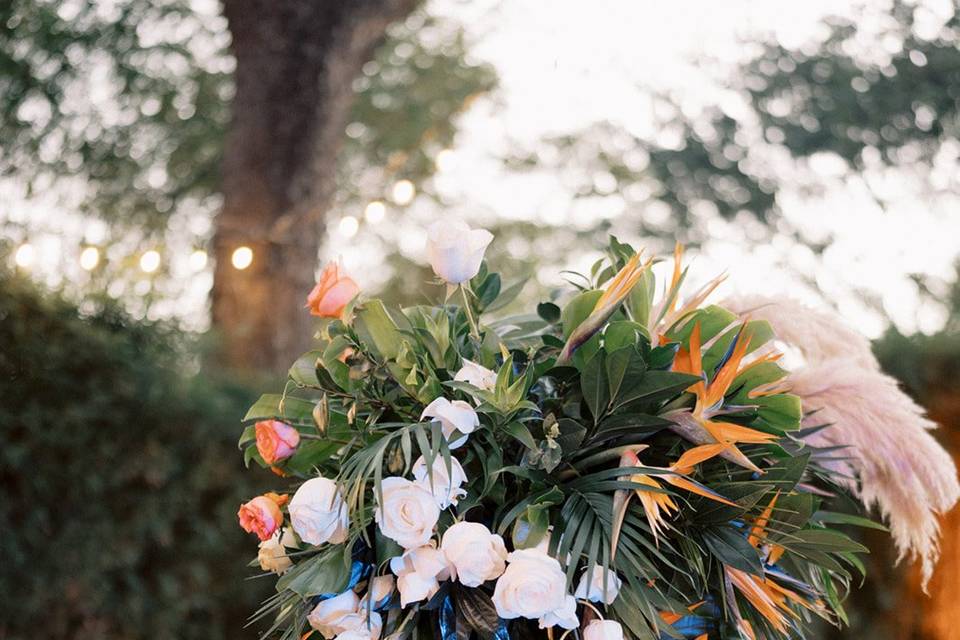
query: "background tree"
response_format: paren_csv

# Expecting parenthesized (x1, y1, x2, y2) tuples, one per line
(0, 0, 496, 372)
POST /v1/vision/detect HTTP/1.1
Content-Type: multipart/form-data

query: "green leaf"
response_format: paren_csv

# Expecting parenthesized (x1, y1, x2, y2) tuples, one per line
(276, 545, 351, 597)
(611, 370, 700, 411)
(244, 394, 316, 425)
(605, 321, 646, 351)
(512, 507, 550, 550)
(486, 277, 528, 313)
(456, 586, 501, 637)
(475, 272, 501, 308)
(502, 421, 537, 450)
(627, 267, 656, 329)
(537, 301, 562, 323)
(702, 526, 764, 576)
(554, 418, 587, 454)
(813, 511, 887, 531)
(289, 350, 324, 387)
(581, 350, 610, 423)
(355, 299, 402, 360)
(561, 289, 602, 339)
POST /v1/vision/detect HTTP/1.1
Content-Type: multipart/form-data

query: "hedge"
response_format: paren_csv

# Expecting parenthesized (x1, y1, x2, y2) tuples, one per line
(0, 267, 272, 639)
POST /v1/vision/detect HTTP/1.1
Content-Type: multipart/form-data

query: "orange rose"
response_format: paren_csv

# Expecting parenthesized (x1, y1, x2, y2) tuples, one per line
(238, 493, 286, 541)
(255, 419, 301, 465)
(306, 261, 360, 318)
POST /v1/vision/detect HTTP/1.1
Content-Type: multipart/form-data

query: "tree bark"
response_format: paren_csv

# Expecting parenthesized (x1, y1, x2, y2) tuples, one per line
(212, 0, 417, 374)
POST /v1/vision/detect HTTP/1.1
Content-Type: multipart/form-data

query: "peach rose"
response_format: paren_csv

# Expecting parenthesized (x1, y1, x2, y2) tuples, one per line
(255, 419, 301, 464)
(306, 261, 360, 318)
(238, 493, 287, 541)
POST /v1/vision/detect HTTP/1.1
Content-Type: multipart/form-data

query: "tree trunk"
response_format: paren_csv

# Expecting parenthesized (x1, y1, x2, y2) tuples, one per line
(212, 0, 417, 374)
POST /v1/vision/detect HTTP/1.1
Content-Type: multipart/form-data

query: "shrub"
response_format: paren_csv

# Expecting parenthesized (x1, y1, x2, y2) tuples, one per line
(0, 268, 271, 639)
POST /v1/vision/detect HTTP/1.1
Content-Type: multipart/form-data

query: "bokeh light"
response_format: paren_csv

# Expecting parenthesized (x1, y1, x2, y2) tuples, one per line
(14, 243, 35, 268)
(391, 180, 416, 205)
(79, 246, 100, 271)
(231, 246, 253, 270)
(139, 250, 161, 273)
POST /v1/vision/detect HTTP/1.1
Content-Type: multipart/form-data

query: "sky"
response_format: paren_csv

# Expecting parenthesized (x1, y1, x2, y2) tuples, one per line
(4, 0, 959, 337)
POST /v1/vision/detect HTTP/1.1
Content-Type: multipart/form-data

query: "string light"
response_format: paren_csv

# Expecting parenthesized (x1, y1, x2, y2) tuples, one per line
(79, 246, 100, 271)
(189, 249, 208, 272)
(364, 201, 386, 224)
(14, 243, 35, 268)
(231, 246, 253, 270)
(338, 216, 360, 238)
(139, 250, 161, 273)
(391, 180, 416, 206)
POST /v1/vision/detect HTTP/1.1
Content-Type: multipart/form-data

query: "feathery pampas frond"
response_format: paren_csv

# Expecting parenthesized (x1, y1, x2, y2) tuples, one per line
(724, 295, 960, 587)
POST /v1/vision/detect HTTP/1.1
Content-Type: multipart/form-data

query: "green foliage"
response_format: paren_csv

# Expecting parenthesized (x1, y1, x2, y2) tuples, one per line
(240, 237, 872, 639)
(0, 265, 269, 639)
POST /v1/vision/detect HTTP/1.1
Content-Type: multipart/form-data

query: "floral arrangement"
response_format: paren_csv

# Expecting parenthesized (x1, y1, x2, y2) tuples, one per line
(237, 222, 958, 640)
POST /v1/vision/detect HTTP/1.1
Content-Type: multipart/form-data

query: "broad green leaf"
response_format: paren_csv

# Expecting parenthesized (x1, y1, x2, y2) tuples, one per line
(612, 371, 700, 411)
(702, 526, 764, 576)
(355, 299, 402, 360)
(561, 289, 602, 339)
(503, 421, 537, 450)
(244, 394, 316, 425)
(276, 545, 351, 597)
(581, 350, 610, 423)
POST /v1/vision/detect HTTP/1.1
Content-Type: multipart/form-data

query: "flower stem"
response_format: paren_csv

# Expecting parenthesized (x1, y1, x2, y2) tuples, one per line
(460, 284, 480, 340)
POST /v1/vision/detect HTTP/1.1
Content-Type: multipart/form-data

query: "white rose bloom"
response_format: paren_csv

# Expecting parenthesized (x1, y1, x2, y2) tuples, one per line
(389, 544, 452, 606)
(426, 220, 494, 284)
(440, 521, 508, 587)
(574, 568, 623, 605)
(412, 454, 468, 509)
(257, 528, 297, 574)
(307, 590, 360, 639)
(492, 549, 567, 620)
(454, 359, 497, 391)
(359, 575, 395, 611)
(375, 477, 441, 549)
(538, 594, 579, 630)
(583, 619, 625, 640)
(420, 398, 479, 449)
(332, 611, 382, 640)
(290, 477, 349, 546)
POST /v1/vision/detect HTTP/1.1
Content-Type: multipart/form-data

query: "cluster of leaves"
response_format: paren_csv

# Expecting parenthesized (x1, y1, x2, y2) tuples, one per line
(240, 237, 877, 639)
(0, 257, 270, 639)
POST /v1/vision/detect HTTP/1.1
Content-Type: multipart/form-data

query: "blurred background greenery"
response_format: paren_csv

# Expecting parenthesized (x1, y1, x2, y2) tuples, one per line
(1, 0, 958, 638)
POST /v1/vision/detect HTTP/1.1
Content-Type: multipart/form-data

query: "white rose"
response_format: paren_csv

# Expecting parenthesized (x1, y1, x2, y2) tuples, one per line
(441, 521, 508, 587)
(454, 359, 497, 391)
(538, 594, 579, 630)
(390, 544, 452, 606)
(257, 528, 297, 574)
(375, 477, 440, 549)
(307, 590, 360, 639)
(583, 619, 624, 640)
(359, 575, 395, 611)
(574, 568, 622, 605)
(332, 611, 382, 640)
(492, 549, 567, 620)
(413, 454, 468, 509)
(426, 220, 494, 284)
(290, 477, 349, 546)
(421, 398, 479, 449)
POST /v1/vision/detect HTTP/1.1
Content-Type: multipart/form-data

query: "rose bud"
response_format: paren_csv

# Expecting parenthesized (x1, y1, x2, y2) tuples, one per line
(306, 261, 360, 318)
(238, 493, 287, 541)
(255, 419, 300, 465)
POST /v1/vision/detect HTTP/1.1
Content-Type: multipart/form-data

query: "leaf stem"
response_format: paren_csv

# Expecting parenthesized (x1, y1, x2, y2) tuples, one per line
(460, 284, 480, 339)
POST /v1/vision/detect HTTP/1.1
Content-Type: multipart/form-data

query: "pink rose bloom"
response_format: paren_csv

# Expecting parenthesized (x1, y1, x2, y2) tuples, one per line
(238, 493, 286, 541)
(255, 419, 300, 464)
(306, 261, 360, 318)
